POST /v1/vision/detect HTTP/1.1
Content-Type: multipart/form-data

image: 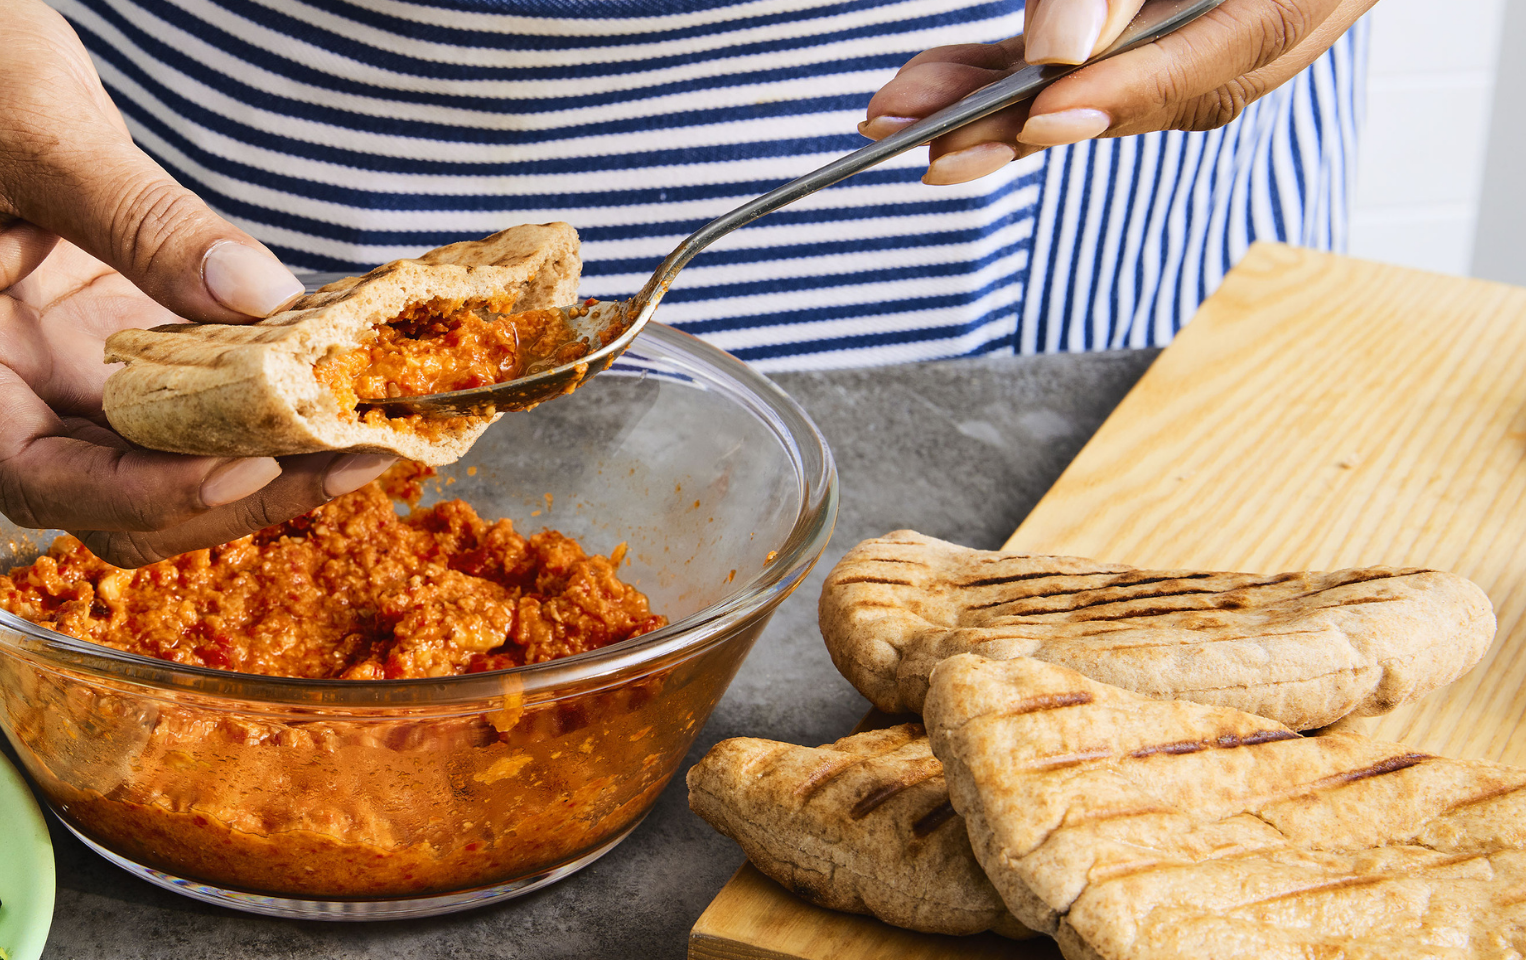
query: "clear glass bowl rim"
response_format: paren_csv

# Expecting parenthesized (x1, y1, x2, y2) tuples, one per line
(0, 323, 838, 709)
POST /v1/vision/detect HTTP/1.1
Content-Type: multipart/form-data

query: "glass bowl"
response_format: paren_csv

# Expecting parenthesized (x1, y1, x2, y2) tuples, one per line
(0, 323, 836, 920)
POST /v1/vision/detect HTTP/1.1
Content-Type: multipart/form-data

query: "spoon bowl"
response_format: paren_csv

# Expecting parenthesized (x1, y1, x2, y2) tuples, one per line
(346, 298, 635, 417)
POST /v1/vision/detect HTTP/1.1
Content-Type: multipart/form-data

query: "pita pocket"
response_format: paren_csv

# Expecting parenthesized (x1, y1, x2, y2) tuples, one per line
(821, 531, 1494, 729)
(924, 654, 1526, 957)
(687, 723, 1034, 939)
(102, 223, 580, 466)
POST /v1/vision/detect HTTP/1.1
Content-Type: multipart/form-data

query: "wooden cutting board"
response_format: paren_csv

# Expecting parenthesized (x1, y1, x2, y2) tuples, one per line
(689, 242, 1526, 958)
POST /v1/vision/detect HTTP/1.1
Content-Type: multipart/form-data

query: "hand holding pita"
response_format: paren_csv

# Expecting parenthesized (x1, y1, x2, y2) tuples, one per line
(0, 1, 390, 566)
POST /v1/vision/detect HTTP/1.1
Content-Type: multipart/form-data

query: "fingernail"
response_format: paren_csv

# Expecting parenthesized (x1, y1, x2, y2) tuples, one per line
(201, 457, 283, 508)
(203, 241, 306, 318)
(1024, 0, 1108, 64)
(923, 142, 1018, 186)
(323, 454, 396, 498)
(1018, 108, 1111, 146)
(858, 116, 917, 140)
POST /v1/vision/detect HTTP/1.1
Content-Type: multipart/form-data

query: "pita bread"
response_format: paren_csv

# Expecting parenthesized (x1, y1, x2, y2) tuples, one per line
(923, 654, 1526, 957)
(102, 223, 580, 466)
(821, 531, 1494, 729)
(687, 724, 1034, 939)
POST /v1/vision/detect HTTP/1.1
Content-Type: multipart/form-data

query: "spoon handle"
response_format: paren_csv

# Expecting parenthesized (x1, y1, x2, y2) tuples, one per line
(629, 0, 1226, 321)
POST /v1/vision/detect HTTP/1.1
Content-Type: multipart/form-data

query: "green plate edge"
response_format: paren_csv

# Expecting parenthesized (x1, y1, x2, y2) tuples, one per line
(0, 751, 54, 960)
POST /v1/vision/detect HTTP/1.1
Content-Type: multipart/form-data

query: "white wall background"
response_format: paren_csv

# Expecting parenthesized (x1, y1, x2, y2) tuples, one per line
(1472, 0, 1526, 284)
(1350, 0, 1510, 276)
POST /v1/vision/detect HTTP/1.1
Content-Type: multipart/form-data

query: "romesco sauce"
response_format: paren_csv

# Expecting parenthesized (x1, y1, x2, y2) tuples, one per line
(0, 462, 664, 678)
(310, 299, 588, 441)
(0, 463, 712, 899)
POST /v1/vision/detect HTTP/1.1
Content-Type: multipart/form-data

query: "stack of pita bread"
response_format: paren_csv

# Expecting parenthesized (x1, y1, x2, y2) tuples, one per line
(102, 223, 580, 465)
(689, 531, 1519, 954)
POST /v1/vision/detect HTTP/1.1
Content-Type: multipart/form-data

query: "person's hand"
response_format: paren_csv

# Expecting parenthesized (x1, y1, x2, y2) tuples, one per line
(1, 0, 392, 567)
(862, 0, 1376, 184)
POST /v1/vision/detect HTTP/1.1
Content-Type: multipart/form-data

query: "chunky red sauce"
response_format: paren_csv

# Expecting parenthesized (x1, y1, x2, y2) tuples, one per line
(0, 464, 665, 679)
(0, 464, 718, 901)
(310, 298, 590, 443)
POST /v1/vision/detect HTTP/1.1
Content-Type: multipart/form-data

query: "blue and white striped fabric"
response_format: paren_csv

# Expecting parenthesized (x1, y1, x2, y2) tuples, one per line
(50, 0, 1366, 370)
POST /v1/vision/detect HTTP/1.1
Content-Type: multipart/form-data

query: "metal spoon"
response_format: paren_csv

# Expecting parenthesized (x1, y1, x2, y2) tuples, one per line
(329, 0, 1225, 418)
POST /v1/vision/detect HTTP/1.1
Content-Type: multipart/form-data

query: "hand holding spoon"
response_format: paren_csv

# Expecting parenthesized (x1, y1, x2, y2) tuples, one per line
(338, 0, 1226, 418)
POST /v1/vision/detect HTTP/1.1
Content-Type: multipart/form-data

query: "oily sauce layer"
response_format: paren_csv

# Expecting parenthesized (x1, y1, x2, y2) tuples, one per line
(0, 464, 665, 679)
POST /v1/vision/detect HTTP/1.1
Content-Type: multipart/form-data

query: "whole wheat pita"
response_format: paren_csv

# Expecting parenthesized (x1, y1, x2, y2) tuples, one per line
(821, 531, 1494, 729)
(687, 723, 1034, 939)
(924, 653, 1526, 958)
(102, 223, 580, 466)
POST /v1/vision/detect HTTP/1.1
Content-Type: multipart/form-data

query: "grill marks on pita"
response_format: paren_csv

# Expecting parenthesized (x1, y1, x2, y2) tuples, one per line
(973, 569, 1409, 620)
(848, 761, 943, 819)
(924, 655, 1526, 956)
(964, 571, 1224, 612)
(686, 724, 1035, 940)
(690, 532, 1498, 948)
(820, 531, 1495, 728)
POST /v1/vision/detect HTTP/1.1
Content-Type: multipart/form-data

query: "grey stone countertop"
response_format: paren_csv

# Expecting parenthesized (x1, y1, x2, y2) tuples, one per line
(35, 348, 1157, 960)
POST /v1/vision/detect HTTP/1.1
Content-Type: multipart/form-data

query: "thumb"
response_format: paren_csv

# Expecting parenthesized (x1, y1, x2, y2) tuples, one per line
(0, 2, 304, 321)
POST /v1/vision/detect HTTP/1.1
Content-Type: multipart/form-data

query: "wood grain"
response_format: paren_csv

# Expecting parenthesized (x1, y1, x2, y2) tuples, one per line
(689, 865, 1052, 960)
(690, 243, 1526, 957)
(1004, 243, 1526, 764)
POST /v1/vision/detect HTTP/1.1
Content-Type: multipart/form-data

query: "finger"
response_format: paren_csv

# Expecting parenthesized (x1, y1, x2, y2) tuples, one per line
(0, 220, 58, 289)
(1024, 0, 1148, 65)
(0, 431, 282, 533)
(924, 112, 1043, 185)
(863, 57, 1014, 139)
(0, 1, 304, 322)
(862, 53, 1043, 185)
(1016, 0, 1343, 145)
(923, 142, 1046, 186)
(0, 367, 280, 527)
(0, 451, 280, 537)
(78, 452, 396, 568)
(893, 39, 1023, 78)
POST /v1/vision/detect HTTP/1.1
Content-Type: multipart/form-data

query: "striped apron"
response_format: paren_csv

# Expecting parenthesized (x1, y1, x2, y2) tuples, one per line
(51, 0, 1367, 370)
